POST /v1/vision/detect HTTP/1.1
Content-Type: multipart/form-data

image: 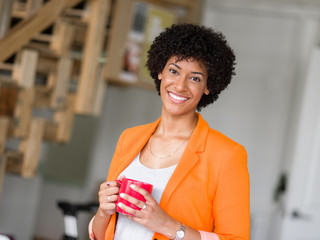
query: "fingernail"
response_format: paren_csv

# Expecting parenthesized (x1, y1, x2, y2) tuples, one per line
(118, 202, 123, 208)
(130, 184, 136, 189)
(120, 193, 125, 198)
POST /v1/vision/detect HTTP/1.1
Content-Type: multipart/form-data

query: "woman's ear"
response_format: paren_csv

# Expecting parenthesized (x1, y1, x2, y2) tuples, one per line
(158, 73, 162, 80)
(204, 87, 209, 95)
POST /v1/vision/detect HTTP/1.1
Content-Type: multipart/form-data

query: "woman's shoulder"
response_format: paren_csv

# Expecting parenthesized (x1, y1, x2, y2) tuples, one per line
(207, 127, 237, 144)
(197, 114, 246, 153)
(202, 128, 247, 171)
(206, 127, 246, 153)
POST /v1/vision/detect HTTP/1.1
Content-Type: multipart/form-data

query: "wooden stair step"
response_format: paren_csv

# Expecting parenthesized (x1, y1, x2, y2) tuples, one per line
(11, 1, 28, 19)
(32, 33, 53, 43)
(0, 63, 14, 72)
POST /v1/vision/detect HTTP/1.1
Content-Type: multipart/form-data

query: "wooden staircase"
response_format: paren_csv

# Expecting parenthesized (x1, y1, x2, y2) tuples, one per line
(0, 0, 111, 188)
(0, 0, 203, 199)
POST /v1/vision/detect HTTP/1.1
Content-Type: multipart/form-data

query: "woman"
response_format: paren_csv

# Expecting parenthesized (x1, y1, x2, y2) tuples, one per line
(89, 23, 250, 240)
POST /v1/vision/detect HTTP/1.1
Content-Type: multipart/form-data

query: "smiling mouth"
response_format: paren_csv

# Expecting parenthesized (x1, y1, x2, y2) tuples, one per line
(168, 92, 188, 102)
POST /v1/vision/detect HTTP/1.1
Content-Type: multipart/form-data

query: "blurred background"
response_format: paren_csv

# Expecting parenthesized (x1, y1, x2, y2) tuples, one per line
(0, 0, 320, 239)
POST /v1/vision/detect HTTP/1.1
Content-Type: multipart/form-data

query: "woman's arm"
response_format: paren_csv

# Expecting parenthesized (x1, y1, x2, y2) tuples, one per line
(199, 231, 220, 240)
(89, 130, 128, 239)
(213, 145, 250, 240)
(90, 180, 121, 240)
(90, 209, 111, 240)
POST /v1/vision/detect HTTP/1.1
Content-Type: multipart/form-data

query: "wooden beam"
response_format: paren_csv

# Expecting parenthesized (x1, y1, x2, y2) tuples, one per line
(19, 118, 45, 178)
(12, 49, 39, 88)
(64, 7, 90, 22)
(0, 153, 8, 199)
(12, 0, 45, 19)
(0, 0, 14, 39)
(0, 63, 13, 71)
(0, 117, 10, 199)
(33, 33, 53, 43)
(50, 56, 73, 109)
(36, 55, 57, 75)
(43, 94, 75, 143)
(12, 88, 35, 138)
(104, 0, 134, 82)
(0, 0, 82, 62)
(54, 94, 75, 143)
(0, 82, 19, 117)
(33, 86, 52, 109)
(74, 0, 110, 114)
(26, 0, 44, 17)
(50, 20, 75, 56)
(92, 63, 107, 116)
(12, 1, 28, 19)
(44, 94, 75, 143)
(0, 117, 10, 154)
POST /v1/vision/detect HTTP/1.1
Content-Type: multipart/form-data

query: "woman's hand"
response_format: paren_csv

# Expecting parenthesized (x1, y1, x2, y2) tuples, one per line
(117, 184, 180, 239)
(98, 175, 125, 217)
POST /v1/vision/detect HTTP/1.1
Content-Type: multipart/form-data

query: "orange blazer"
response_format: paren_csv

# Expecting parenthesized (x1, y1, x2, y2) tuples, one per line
(104, 114, 250, 240)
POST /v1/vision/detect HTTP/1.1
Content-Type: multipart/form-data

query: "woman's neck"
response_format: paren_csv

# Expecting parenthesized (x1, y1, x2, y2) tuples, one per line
(155, 111, 198, 138)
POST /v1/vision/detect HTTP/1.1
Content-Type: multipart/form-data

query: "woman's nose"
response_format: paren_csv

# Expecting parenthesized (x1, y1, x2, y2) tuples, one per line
(175, 76, 187, 91)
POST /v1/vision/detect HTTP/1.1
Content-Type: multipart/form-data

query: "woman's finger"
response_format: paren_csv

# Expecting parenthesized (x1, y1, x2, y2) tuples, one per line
(101, 180, 118, 189)
(117, 175, 126, 181)
(119, 193, 145, 209)
(130, 184, 154, 203)
(105, 194, 118, 203)
(117, 202, 143, 217)
(99, 186, 119, 200)
(98, 179, 122, 216)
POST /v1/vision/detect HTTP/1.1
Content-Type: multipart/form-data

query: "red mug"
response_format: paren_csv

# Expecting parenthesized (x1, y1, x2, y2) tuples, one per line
(116, 178, 153, 215)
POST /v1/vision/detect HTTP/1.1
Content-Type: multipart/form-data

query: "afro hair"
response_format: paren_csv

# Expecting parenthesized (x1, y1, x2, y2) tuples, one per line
(146, 23, 236, 111)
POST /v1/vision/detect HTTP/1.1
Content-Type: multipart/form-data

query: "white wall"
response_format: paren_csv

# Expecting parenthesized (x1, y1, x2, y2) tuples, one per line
(0, 175, 42, 239)
(202, 1, 319, 239)
(0, 145, 47, 239)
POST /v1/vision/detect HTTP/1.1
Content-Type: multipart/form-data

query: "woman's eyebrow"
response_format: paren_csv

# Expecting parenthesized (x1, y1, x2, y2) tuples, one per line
(192, 71, 204, 77)
(169, 63, 204, 77)
(169, 63, 181, 69)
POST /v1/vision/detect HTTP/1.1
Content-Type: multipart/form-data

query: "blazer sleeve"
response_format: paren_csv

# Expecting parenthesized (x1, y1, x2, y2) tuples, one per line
(213, 144, 250, 240)
(106, 129, 127, 181)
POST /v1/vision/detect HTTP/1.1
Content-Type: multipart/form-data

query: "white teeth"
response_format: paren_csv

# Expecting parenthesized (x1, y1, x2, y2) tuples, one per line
(169, 92, 187, 101)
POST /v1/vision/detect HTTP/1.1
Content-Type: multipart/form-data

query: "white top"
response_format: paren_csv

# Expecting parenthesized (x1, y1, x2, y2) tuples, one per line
(114, 152, 177, 240)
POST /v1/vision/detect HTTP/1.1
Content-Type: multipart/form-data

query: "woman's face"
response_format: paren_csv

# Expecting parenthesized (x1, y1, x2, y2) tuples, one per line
(158, 56, 209, 117)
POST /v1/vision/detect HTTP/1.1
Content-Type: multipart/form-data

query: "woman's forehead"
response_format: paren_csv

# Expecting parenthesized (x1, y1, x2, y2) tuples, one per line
(166, 56, 207, 71)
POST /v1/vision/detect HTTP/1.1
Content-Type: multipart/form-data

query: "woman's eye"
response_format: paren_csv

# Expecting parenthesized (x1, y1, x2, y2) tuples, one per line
(169, 69, 178, 74)
(191, 76, 200, 82)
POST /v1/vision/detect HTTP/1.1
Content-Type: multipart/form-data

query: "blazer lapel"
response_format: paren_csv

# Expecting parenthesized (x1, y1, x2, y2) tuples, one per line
(160, 114, 209, 206)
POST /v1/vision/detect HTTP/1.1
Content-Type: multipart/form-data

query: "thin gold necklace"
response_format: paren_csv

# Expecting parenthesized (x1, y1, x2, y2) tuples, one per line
(149, 128, 194, 159)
